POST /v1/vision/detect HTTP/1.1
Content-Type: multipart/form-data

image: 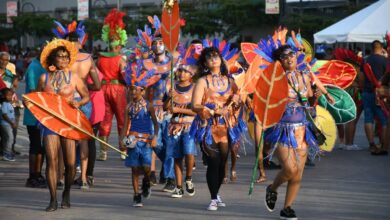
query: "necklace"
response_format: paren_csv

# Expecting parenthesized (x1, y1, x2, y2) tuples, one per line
(129, 98, 147, 119)
(211, 73, 225, 88)
(174, 83, 193, 94)
(286, 70, 307, 96)
(51, 70, 71, 94)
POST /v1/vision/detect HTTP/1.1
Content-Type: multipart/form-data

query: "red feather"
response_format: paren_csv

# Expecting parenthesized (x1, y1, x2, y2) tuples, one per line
(67, 21, 77, 33)
(147, 16, 155, 28)
(363, 63, 381, 88)
(56, 27, 65, 36)
(104, 9, 126, 40)
(334, 48, 363, 65)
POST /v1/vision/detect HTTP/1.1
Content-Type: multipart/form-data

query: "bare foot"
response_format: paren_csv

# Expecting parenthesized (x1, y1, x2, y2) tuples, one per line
(256, 176, 267, 183)
(230, 171, 237, 182)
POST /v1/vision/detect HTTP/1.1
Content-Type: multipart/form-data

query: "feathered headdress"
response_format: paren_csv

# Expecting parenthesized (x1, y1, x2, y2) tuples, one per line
(125, 60, 157, 88)
(134, 15, 161, 57)
(246, 27, 316, 72)
(176, 44, 199, 76)
(334, 48, 363, 66)
(202, 38, 243, 75)
(101, 9, 128, 47)
(52, 20, 88, 46)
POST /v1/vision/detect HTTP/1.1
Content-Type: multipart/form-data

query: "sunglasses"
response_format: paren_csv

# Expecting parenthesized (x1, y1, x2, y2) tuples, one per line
(280, 51, 296, 60)
(56, 55, 70, 60)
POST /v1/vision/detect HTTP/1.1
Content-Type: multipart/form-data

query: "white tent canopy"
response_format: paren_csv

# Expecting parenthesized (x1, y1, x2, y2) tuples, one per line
(314, 0, 390, 43)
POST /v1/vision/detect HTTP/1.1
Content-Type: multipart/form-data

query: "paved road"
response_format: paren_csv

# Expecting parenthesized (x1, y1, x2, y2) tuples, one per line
(0, 83, 389, 220)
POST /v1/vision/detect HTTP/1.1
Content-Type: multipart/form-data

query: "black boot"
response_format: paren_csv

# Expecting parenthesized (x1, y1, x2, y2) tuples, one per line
(61, 190, 70, 209)
(45, 200, 58, 212)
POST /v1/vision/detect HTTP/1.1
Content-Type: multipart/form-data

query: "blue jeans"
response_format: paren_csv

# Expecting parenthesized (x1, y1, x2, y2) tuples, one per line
(152, 119, 175, 179)
(1, 124, 14, 156)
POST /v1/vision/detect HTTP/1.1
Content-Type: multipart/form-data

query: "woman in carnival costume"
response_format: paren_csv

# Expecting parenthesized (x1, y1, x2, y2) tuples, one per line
(199, 38, 247, 183)
(97, 8, 128, 161)
(164, 45, 199, 198)
(37, 39, 90, 211)
(191, 47, 244, 211)
(260, 31, 334, 219)
(52, 20, 102, 189)
(119, 61, 159, 207)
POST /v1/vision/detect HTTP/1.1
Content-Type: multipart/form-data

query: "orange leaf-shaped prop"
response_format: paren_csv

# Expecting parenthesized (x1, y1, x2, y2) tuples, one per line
(23, 92, 92, 140)
(241, 42, 259, 64)
(253, 62, 288, 129)
(249, 61, 288, 196)
(315, 60, 357, 89)
(241, 56, 265, 94)
(23, 92, 127, 156)
(161, 0, 180, 53)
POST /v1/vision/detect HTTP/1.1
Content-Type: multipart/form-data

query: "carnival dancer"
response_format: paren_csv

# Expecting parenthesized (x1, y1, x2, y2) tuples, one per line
(164, 47, 198, 198)
(119, 63, 158, 207)
(191, 47, 242, 211)
(133, 21, 158, 184)
(263, 44, 334, 219)
(202, 38, 248, 183)
(53, 20, 102, 189)
(37, 39, 90, 211)
(143, 34, 178, 192)
(97, 9, 128, 161)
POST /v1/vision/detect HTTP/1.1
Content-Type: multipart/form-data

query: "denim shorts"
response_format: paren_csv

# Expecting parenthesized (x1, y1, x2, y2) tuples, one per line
(362, 92, 388, 125)
(168, 131, 197, 159)
(125, 141, 152, 167)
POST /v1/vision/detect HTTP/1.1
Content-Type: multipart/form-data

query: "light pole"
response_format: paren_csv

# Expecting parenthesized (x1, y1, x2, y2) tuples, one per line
(117, 0, 122, 10)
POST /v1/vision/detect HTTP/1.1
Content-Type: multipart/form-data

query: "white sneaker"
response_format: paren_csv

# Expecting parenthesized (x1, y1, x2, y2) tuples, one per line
(207, 199, 218, 211)
(76, 166, 81, 173)
(344, 144, 364, 151)
(171, 187, 184, 198)
(217, 195, 226, 207)
(185, 180, 195, 196)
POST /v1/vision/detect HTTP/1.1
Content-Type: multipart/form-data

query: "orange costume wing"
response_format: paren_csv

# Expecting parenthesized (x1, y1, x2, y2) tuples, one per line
(23, 92, 93, 140)
(161, 0, 180, 53)
(314, 60, 357, 89)
(253, 62, 288, 129)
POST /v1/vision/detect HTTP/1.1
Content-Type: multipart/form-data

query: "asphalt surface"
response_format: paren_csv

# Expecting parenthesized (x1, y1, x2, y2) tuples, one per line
(0, 82, 389, 220)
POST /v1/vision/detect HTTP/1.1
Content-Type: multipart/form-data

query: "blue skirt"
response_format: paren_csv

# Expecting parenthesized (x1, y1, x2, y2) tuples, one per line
(264, 106, 320, 161)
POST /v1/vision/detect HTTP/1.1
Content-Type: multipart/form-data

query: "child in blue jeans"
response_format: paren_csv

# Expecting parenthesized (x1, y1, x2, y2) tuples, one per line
(1, 88, 16, 161)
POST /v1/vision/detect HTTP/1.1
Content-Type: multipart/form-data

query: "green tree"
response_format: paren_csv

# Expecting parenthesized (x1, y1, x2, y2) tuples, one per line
(12, 13, 54, 37)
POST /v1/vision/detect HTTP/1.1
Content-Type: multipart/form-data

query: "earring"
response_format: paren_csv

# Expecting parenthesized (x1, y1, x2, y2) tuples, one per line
(48, 65, 56, 72)
(204, 67, 209, 73)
